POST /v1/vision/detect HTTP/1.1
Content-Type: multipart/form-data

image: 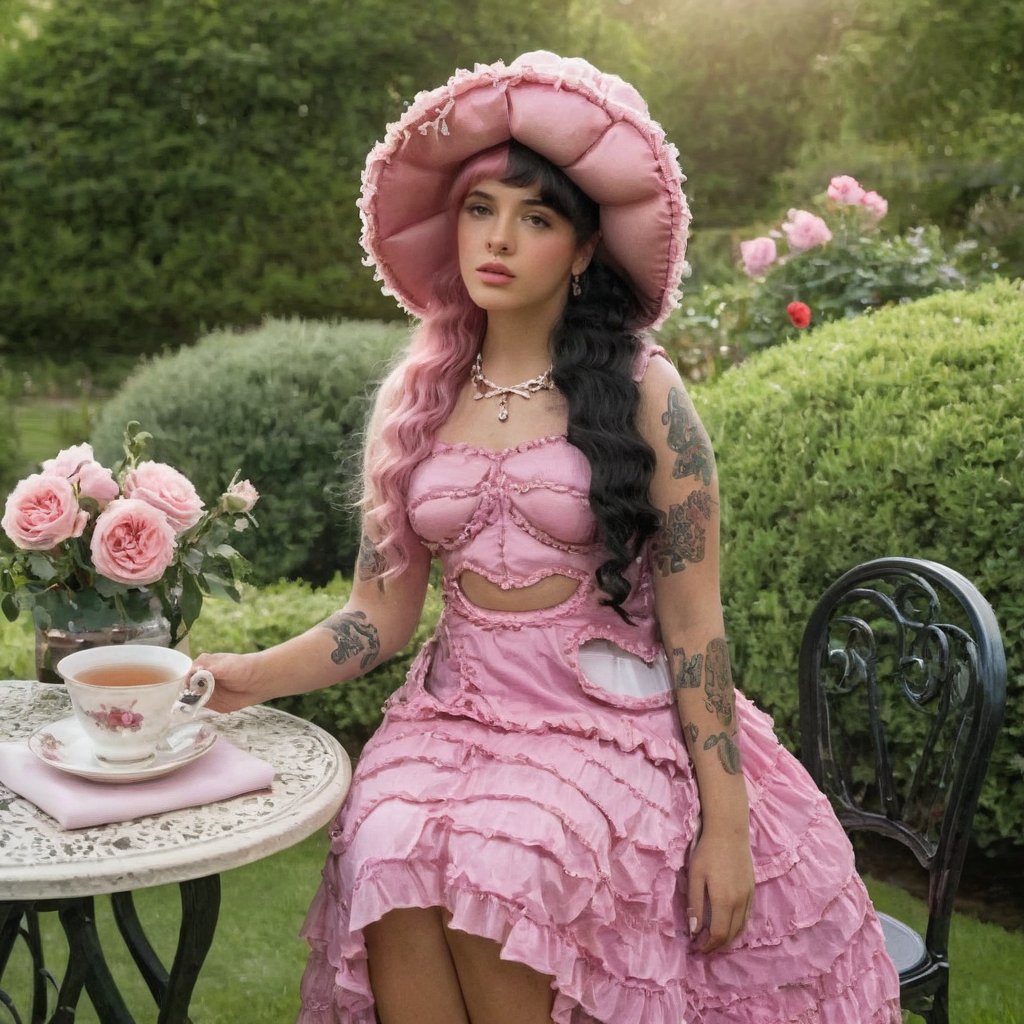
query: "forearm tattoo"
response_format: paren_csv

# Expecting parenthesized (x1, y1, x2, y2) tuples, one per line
(662, 387, 714, 485)
(319, 611, 380, 670)
(703, 637, 734, 728)
(676, 637, 742, 775)
(671, 646, 703, 689)
(652, 492, 712, 575)
(356, 534, 387, 591)
(703, 731, 743, 774)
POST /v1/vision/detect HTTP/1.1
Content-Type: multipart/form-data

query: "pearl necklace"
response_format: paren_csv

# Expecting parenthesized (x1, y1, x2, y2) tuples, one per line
(470, 352, 554, 422)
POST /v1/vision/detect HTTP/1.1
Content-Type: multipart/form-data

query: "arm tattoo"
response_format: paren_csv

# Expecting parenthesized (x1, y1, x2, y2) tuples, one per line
(652, 491, 712, 575)
(662, 387, 714, 485)
(319, 611, 380, 670)
(703, 637, 734, 728)
(356, 534, 387, 591)
(684, 721, 699, 746)
(703, 731, 742, 774)
(671, 646, 703, 689)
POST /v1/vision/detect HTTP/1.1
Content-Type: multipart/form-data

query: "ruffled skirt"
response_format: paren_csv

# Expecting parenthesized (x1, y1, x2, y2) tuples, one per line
(297, 624, 900, 1023)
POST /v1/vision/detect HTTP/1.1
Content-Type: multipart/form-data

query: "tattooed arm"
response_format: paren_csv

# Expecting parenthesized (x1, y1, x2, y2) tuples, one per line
(638, 354, 754, 954)
(193, 528, 432, 713)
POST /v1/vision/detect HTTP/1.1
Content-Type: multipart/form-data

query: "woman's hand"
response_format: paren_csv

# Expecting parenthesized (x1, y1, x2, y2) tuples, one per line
(687, 825, 755, 953)
(190, 651, 265, 713)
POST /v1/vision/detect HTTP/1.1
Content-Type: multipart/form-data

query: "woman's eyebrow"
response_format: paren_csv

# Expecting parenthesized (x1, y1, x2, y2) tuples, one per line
(465, 188, 552, 210)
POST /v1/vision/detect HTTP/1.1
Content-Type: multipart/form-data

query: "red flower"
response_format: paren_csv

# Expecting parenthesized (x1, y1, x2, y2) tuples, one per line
(787, 301, 812, 329)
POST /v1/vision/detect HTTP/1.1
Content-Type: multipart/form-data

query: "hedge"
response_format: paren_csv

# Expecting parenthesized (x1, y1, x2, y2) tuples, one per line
(0, 0, 574, 358)
(0, 362, 20, 496)
(91, 318, 409, 585)
(690, 278, 1024, 851)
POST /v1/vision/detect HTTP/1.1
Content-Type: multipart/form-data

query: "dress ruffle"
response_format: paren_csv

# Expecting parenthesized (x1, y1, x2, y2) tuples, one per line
(297, 674, 900, 1023)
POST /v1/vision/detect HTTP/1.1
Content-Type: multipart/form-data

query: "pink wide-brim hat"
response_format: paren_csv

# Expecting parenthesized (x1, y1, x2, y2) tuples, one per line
(358, 51, 690, 329)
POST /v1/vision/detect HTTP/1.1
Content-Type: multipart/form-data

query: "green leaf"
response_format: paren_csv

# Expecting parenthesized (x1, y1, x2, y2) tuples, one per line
(179, 571, 204, 630)
(1, 593, 20, 622)
(27, 555, 59, 581)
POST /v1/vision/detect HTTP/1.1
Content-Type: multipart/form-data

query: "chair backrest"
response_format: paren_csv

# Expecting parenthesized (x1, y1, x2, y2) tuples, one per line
(798, 557, 1006, 960)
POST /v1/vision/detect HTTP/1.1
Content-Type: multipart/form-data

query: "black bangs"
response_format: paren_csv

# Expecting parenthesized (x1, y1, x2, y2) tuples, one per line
(502, 141, 599, 243)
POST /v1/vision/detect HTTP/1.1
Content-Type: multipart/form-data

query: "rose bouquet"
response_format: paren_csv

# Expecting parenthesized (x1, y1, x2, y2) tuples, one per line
(0, 423, 258, 646)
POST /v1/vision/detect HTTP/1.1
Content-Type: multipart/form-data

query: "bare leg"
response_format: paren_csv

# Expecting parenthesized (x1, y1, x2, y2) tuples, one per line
(443, 917, 555, 1024)
(364, 907, 470, 1024)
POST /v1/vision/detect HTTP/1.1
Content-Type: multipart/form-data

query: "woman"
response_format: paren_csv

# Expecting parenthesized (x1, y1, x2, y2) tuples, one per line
(197, 52, 900, 1024)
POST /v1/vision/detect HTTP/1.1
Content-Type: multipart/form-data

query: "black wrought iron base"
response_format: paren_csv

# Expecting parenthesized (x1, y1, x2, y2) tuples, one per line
(0, 875, 221, 1024)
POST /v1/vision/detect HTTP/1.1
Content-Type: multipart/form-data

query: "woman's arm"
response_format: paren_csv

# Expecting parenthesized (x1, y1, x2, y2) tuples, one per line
(195, 533, 432, 712)
(637, 353, 754, 953)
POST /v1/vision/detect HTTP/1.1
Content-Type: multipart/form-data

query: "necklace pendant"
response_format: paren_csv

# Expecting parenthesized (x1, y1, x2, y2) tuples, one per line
(498, 397, 509, 422)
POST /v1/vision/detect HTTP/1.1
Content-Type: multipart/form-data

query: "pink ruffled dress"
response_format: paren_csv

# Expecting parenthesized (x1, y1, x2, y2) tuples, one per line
(297, 351, 901, 1024)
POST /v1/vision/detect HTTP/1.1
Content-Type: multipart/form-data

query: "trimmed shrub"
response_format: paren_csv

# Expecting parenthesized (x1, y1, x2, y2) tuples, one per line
(691, 279, 1024, 852)
(0, 0, 575, 358)
(91, 319, 409, 584)
(189, 575, 443, 754)
(0, 362, 20, 495)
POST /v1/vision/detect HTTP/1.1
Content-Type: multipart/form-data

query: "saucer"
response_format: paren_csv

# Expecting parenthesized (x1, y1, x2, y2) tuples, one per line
(28, 716, 218, 784)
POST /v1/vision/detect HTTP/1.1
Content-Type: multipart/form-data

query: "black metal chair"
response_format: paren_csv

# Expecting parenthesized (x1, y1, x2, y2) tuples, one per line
(797, 557, 1006, 1024)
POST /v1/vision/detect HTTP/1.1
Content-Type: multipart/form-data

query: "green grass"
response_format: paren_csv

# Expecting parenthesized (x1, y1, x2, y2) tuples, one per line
(2, 834, 1022, 1023)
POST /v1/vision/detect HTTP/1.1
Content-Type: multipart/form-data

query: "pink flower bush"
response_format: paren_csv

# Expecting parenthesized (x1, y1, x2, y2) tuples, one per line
(123, 461, 205, 533)
(781, 209, 833, 252)
(1, 474, 89, 550)
(222, 478, 260, 514)
(740, 237, 778, 278)
(827, 175, 866, 206)
(42, 443, 119, 504)
(860, 190, 888, 221)
(90, 498, 178, 586)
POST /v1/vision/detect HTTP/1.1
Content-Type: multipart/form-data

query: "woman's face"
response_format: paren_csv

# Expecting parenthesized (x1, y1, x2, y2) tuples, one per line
(457, 178, 594, 319)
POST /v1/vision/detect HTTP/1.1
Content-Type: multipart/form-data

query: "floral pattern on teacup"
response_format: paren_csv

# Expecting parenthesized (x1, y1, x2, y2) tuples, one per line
(36, 732, 64, 762)
(85, 703, 145, 732)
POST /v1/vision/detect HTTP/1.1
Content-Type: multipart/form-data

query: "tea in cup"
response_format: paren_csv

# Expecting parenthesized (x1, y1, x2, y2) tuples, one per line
(57, 645, 215, 764)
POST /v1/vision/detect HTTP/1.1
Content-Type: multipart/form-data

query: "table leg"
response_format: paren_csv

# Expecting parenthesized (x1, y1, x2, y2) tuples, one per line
(112, 876, 221, 1024)
(57, 897, 133, 1024)
(0, 906, 57, 1024)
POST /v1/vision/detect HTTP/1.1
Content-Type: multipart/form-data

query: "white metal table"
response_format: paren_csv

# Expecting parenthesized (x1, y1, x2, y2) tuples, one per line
(0, 680, 352, 1023)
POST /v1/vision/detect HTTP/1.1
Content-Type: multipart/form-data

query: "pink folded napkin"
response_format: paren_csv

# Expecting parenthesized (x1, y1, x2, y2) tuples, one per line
(0, 739, 276, 830)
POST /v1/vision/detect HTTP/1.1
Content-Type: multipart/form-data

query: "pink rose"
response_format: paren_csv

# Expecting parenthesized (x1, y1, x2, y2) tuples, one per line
(222, 479, 259, 514)
(781, 209, 833, 252)
(860, 190, 888, 221)
(123, 461, 204, 533)
(827, 175, 865, 205)
(42, 443, 119, 504)
(90, 498, 177, 586)
(1, 474, 89, 550)
(740, 236, 778, 278)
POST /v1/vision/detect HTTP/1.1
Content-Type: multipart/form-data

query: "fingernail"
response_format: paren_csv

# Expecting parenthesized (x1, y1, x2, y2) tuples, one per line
(689, 915, 698, 935)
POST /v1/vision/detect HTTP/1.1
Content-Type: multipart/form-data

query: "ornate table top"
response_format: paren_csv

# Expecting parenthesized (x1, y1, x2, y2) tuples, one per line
(0, 680, 352, 901)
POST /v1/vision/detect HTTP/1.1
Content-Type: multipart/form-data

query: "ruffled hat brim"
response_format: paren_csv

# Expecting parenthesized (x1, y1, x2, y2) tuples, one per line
(358, 51, 690, 329)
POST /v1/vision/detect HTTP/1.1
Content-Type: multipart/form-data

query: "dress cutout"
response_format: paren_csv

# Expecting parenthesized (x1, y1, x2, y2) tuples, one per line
(297, 347, 901, 1024)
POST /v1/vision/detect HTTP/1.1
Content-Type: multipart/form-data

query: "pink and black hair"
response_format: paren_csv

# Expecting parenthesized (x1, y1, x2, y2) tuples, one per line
(362, 142, 660, 618)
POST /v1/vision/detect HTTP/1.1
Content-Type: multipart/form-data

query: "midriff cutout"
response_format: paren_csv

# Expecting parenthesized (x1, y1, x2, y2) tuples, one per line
(459, 570, 581, 611)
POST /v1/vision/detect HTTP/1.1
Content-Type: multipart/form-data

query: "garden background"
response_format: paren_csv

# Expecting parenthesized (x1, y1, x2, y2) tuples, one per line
(0, 0, 1022, 1020)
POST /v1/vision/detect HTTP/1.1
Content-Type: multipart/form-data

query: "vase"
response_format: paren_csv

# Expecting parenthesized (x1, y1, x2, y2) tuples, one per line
(34, 617, 173, 685)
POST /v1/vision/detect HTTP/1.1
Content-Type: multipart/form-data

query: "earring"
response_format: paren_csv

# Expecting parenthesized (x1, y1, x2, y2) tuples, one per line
(571, 274, 582, 298)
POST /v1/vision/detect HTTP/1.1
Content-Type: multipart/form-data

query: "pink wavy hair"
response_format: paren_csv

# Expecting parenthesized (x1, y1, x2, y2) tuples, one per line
(360, 145, 511, 577)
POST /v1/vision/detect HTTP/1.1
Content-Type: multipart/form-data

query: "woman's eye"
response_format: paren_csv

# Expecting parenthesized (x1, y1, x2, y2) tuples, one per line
(525, 214, 550, 228)
(466, 203, 491, 217)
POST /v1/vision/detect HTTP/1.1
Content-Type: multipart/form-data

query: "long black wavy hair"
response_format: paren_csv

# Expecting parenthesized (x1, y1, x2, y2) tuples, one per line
(502, 143, 662, 620)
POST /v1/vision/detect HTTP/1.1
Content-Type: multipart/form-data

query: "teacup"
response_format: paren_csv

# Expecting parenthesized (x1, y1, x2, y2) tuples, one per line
(57, 645, 215, 765)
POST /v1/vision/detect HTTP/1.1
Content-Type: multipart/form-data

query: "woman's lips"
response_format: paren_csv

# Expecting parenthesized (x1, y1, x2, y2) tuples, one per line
(476, 262, 515, 285)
